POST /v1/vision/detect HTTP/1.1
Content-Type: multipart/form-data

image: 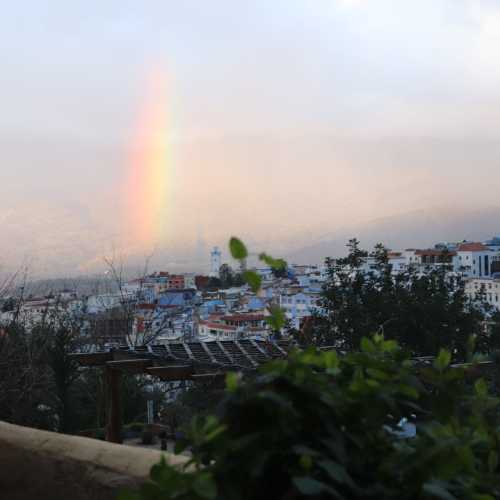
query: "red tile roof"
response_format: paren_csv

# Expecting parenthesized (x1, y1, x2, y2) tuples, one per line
(224, 314, 266, 322)
(415, 249, 457, 256)
(457, 242, 488, 252)
(208, 313, 225, 320)
(199, 321, 236, 331)
(136, 303, 155, 310)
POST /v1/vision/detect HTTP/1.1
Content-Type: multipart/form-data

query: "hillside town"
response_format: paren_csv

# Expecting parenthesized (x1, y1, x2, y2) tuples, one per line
(2, 236, 500, 347)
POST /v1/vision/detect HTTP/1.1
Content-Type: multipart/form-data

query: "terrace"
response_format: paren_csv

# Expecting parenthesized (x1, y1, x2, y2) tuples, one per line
(0, 340, 290, 499)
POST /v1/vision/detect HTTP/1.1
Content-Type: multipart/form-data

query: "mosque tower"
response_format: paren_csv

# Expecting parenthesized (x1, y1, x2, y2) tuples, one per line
(209, 247, 221, 277)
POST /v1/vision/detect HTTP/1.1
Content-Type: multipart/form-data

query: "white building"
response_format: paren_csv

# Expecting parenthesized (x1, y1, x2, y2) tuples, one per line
(454, 242, 498, 278)
(464, 277, 500, 311)
(210, 247, 222, 278)
(122, 279, 143, 297)
(388, 252, 407, 274)
(0, 295, 84, 329)
(183, 273, 196, 289)
(291, 264, 321, 276)
(279, 291, 320, 329)
(86, 293, 123, 314)
(402, 249, 455, 271)
(397, 243, 500, 278)
(198, 320, 239, 341)
(198, 313, 269, 341)
(296, 275, 311, 288)
(256, 267, 274, 281)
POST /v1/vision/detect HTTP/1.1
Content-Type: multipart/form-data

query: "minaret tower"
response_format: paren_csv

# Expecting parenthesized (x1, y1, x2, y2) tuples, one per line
(210, 247, 221, 277)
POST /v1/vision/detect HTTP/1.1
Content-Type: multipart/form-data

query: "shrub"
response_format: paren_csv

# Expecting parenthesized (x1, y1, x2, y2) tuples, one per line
(119, 334, 500, 499)
(128, 422, 145, 433)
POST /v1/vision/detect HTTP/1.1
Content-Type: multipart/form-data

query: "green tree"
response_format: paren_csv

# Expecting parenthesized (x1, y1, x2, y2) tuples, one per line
(218, 264, 234, 288)
(217, 264, 244, 289)
(487, 310, 500, 353)
(316, 240, 486, 359)
(338, 238, 368, 268)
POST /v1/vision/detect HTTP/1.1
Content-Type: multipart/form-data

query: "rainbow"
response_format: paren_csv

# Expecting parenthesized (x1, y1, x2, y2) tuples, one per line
(127, 69, 171, 248)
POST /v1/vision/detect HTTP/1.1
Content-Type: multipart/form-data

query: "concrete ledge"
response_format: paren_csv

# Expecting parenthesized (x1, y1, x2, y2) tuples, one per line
(0, 421, 188, 500)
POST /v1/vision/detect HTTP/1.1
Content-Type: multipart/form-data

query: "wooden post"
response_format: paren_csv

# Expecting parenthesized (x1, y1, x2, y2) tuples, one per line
(105, 366, 123, 443)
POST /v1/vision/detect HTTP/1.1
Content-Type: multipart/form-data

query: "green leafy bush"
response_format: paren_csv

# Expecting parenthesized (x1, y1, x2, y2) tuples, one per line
(119, 334, 500, 499)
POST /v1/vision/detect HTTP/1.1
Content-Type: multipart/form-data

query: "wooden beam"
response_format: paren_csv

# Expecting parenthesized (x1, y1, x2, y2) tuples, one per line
(112, 350, 142, 362)
(190, 372, 226, 384)
(106, 358, 153, 374)
(70, 352, 113, 366)
(216, 341, 234, 365)
(251, 340, 271, 360)
(274, 342, 288, 357)
(235, 341, 258, 368)
(200, 341, 218, 364)
(105, 367, 122, 444)
(146, 365, 193, 381)
(183, 343, 195, 360)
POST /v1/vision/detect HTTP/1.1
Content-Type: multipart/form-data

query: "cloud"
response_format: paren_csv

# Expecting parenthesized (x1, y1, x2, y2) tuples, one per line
(1, 1, 500, 275)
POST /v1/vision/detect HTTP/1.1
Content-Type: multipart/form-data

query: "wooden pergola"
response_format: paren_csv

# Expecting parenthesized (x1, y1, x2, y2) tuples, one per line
(72, 339, 495, 444)
(71, 339, 289, 443)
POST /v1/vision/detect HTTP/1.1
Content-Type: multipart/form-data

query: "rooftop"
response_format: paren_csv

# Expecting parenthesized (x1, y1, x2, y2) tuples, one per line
(415, 249, 457, 256)
(224, 314, 266, 322)
(457, 242, 489, 252)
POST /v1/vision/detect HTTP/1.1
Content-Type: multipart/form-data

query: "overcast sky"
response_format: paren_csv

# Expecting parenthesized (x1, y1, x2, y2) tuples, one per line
(2, 0, 500, 277)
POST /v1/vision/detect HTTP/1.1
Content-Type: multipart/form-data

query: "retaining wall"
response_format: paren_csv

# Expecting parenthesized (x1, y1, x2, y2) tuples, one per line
(0, 421, 186, 500)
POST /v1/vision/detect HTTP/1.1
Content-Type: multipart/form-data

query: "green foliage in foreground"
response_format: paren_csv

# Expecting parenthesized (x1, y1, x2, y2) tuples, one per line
(228, 237, 288, 331)
(119, 335, 500, 500)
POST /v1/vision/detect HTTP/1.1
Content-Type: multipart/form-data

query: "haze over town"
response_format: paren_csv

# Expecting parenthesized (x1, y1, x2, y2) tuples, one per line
(2, 0, 500, 278)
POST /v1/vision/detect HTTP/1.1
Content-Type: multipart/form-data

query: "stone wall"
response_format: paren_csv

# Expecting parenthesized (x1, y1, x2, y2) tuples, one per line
(0, 421, 187, 500)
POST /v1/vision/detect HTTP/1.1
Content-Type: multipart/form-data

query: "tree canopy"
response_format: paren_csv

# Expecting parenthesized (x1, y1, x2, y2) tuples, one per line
(313, 240, 487, 360)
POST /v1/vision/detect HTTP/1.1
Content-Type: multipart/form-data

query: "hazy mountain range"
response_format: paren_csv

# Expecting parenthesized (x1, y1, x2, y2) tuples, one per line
(2, 205, 500, 284)
(286, 206, 500, 265)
